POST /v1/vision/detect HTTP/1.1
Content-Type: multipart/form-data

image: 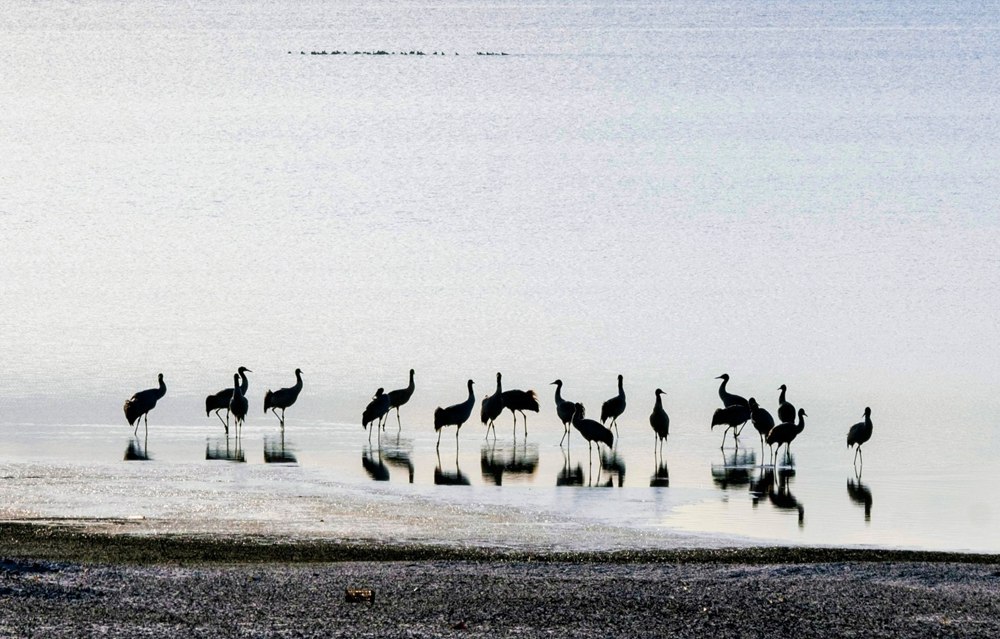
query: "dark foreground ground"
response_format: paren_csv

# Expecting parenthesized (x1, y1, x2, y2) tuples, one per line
(1, 523, 999, 638)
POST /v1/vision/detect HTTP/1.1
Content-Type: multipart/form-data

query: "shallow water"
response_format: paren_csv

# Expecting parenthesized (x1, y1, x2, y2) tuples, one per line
(1, 0, 999, 553)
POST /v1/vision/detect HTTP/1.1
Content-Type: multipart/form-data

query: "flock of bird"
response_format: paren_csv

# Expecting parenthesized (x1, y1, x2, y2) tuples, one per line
(123, 369, 875, 469)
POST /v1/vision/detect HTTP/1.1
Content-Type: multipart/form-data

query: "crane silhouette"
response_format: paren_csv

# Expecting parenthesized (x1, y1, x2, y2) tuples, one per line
(434, 379, 475, 449)
(716, 374, 748, 408)
(601, 374, 626, 436)
(649, 388, 669, 458)
(263, 368, 303, 431)
(572, 403, 614, 467)
(502, 384, 539, 439)
(551, 379, 578, 446)
(205, 366, 251, 434)
(229, 373, 249, 436)
(766, 407, 807, 466)
(777, 384, 796, 425)
(711, 404, 750, 449)
(748, 397, 775, 461)
(847, 407, 873, 467)
(385, 369, 415, 431)
(363, 387, 392, 443)
(123, 373, 166, 436)
(480, 372, 504, 440)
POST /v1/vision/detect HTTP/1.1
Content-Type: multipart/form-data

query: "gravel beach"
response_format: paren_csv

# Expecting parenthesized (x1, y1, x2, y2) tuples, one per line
(1, 524, 999, 638)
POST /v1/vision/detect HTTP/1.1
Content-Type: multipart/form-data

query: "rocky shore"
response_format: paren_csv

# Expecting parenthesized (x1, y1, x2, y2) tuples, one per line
(1, 523, 998, 637)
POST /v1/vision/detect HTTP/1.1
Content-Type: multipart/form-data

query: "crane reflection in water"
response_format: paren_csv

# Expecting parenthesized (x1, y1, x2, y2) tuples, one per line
(205, 434, 245, 462)
(264, 432, 297, 464)
(123, 433, 151, 461)
(434, 450, 470, 485)
(847, 471, 873, 522)
(750, 466, 805, 527)
(480, 441, 539, 486)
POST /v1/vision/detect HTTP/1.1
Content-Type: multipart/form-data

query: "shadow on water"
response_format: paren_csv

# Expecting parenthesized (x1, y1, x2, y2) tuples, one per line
(434, 450, 470, 486)
(556, 449, 584, 486)
(650, 458, 669, 488)
(361, 446, 390, 481)
(750, 466, 805, 527)
(600, 449, 626, 487)
(205, 435, 245, 462)
(847, 473, 873, 522)
(710, 449, 756, 490)
(263, 432, 297, 464)
(480, 441, 539, 486)
(123, 435, 151, 461)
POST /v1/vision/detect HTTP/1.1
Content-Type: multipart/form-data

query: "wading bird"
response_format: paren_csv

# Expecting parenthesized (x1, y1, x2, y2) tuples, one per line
(847, 407, 873, 467)
(767, 407, 807, 465)
(229, 373, 249, 435)
(748, 397, 775, 460)
(434, 379, 475, 449)
(124, 373, 166, 436)
(551, 379, 578, 446)
(572, 403, 614, 465)
(777, 384, 796, 424)
(502, 384, 539, 439)
(711, 404, 751, 449)
(601, 374, 626, 435)
(716, 374, 748, 408)
(386, 369, 415, 431)
(649, 388, 669, 457)
(205, 366, 251, 433)
(481, 372, 504, 439)
(263, 368, 303, 431)
(363, 388, 392, 442)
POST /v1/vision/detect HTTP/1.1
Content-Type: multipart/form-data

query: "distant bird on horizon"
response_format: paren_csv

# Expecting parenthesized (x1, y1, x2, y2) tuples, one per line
(263, 368, 303, 431)
(481, 372, 504, 439)
(435, 379, 475, 449)
(748, 397, 775, 461)
(551, 379, 579, 446)
(572, 403, 614, 465)
(205, 366, 251, 434)
(601, 374, 626, 435)
(847, 407, 874, 466)
(777, 384, 796, 425)
(385, 369, 416, 431)
(502, 383, 539, 439)
(363, 387, 392, 442)
(124, 373, 166, 436)
(649, 389, 670, 457)
(711, 404, 751, 450)
(767, 407, 807, 466)
(716, 374, 748, 408)
(229, 373, 249, 435)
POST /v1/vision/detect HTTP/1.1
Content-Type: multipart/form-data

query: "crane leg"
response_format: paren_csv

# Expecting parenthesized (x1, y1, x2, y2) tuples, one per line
(559, 426, 567, 446)
(396, 408, 402, 432)
(215, 410, 228, 433)
(436, 429, 442, 449)
(523, 412, 528, 438)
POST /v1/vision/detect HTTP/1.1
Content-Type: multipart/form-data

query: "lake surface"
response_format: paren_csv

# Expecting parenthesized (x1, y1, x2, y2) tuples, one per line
(1, 0, 998, 553)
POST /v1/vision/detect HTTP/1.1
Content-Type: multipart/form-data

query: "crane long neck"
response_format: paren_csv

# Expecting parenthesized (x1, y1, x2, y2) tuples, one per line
(495, 377, 502, 395)
(293, 371, 303, 391)
(407, 371, 415, 392)
(796, 413, 806, 432)
(239, 370, 249, 394)
(779, 387, 786, 403)
(157, 377, 166, 398)
(466, 381, 475, 403)
(233, 376, 242, 397)
(655, 394, 663, 410)
(618, 378, 624, 397)
(554, 384, 563, 404)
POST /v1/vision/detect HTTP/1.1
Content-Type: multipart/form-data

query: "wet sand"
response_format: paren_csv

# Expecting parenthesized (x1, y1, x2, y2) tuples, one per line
(2, 523, 999, 637)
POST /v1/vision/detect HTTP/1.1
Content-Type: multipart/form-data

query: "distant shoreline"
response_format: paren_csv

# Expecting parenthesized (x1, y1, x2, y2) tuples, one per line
(1, 522, 996, 565)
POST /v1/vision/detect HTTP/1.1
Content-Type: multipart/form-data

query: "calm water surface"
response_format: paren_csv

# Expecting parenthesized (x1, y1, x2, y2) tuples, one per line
(1, 0, 998, 552)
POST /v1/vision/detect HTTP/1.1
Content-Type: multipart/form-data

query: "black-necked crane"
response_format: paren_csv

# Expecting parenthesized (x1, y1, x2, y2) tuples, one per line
(649, 388, 669, 457)
(551, 379, 578, 446)
(777, 384, 796, 424)
(480, 372, 504, 440)
(502, 384, 539, 439)
(229, 373, 249, 436)
(205, 367, 251, 433)
(716, 374, 748, 408)
(263, 368, 303, 431)
(766, 407, 807, 466)
(711, 404, 750, 450)
(386, 369, 415, 431)
(601, 374, 626, 436)
(434, 379, 475, 449)
(124, 373, 166, 436)
(363, 387, 392, 443)
(847, 407, 873, 467)
(748, 397, 775, 461)
(571, 403, 614, 466)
